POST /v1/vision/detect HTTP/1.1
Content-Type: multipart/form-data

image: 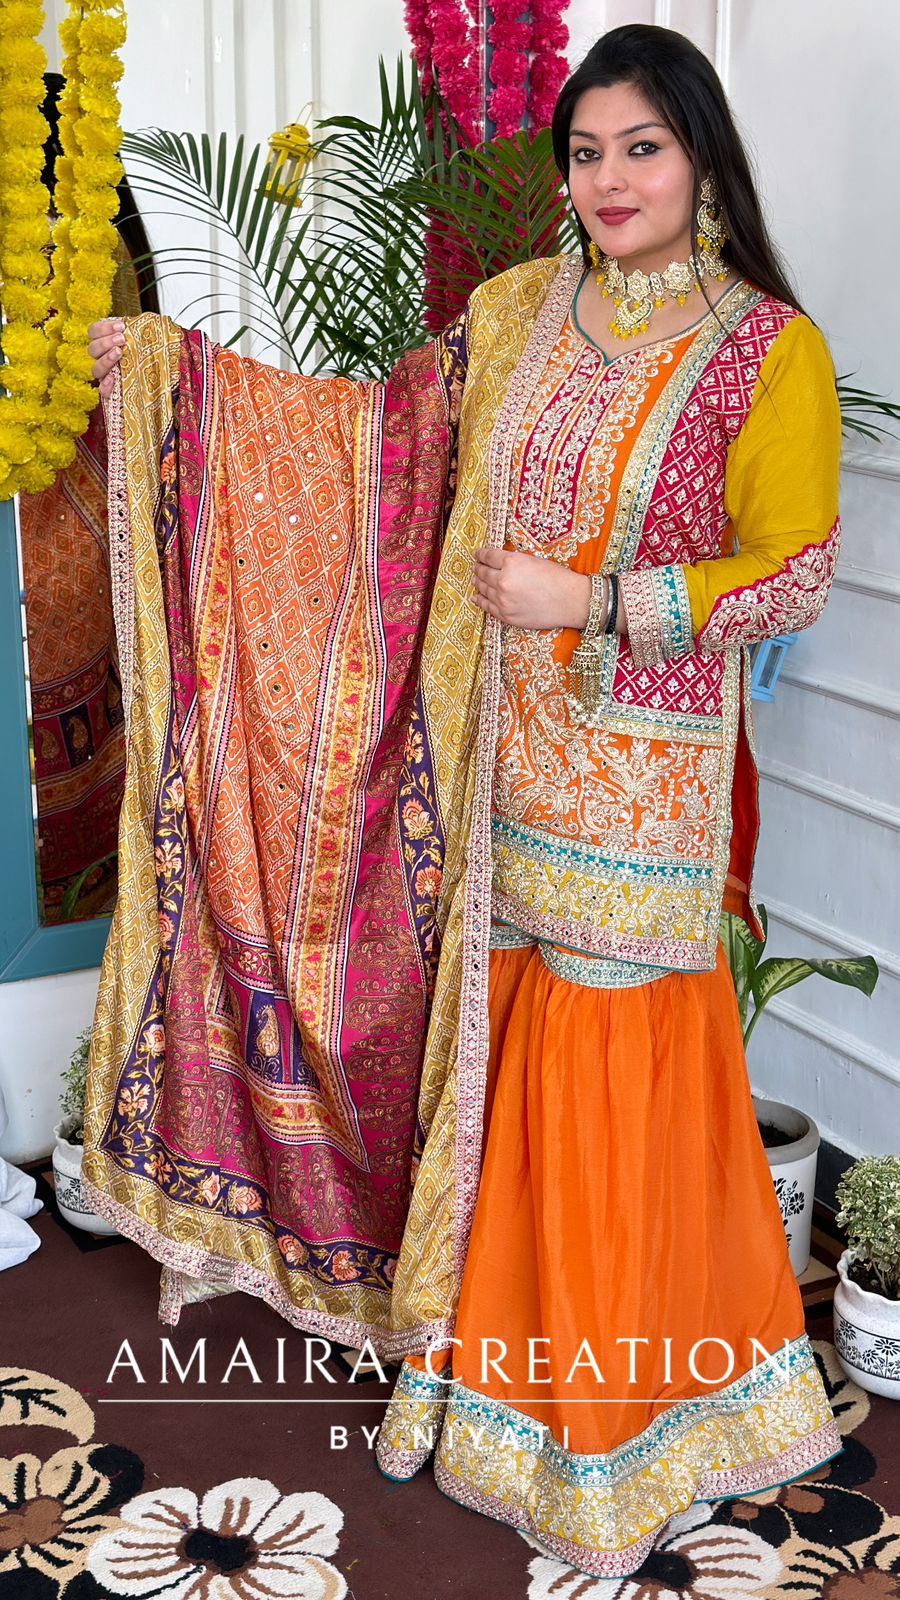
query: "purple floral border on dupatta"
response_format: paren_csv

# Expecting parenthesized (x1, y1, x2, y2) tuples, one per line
(92, 310, 470, 1343)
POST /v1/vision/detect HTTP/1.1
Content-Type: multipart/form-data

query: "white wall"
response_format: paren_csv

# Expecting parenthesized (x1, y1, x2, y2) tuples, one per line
(4, 0, 897, 1164)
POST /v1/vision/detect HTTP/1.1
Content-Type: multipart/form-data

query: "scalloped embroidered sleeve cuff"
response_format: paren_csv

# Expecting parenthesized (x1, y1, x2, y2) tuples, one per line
(617, 562, 695, 670)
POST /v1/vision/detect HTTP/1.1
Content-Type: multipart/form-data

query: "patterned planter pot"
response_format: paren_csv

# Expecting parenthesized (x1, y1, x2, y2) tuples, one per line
(51, 1121, 117, 1236)
(833, 1248, 900, 1400)
(752, 1095, 819, 1276)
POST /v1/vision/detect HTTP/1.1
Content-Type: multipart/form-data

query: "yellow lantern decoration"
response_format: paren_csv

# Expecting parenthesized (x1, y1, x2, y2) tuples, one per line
(0, 0, 126, 499)
(265, 114, 316, 208)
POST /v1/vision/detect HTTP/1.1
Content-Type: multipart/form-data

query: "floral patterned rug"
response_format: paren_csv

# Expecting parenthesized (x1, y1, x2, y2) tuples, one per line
(0, 1198, 897, 1599)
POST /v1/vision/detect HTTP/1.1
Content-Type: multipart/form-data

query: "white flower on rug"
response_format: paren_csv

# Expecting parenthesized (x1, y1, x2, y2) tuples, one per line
(86, 1476, 348, 1599)
(523, 1500, 783, 1599)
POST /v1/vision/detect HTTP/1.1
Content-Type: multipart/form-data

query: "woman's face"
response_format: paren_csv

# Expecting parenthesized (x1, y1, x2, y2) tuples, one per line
(567, 81, 697, 269)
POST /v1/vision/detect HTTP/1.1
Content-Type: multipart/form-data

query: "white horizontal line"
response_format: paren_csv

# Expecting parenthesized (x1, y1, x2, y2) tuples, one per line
(758, 757, 900, 831)
(762, 896, 900, 982)
(841, 450, 900, 482)
(832, 565, 900, 602)
(95, 1396, 759, 1405)
(763, 995, 900, 1090)
(777, 666, 900, 721)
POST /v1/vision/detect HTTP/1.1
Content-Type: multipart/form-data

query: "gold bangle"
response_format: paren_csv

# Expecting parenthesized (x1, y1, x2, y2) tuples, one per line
(582, 572, 610, 640)
(568, 574, 610, 717)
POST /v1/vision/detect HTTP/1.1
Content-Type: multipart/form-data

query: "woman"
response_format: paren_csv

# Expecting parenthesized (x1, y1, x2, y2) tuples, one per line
(87, 23, 842, 1581)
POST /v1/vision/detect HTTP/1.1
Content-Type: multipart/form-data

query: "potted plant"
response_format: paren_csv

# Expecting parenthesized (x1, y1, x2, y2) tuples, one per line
(52, 1027, 117, 1235)
(721, 906, 878, 1274)
(833, 1156, 900, 1399)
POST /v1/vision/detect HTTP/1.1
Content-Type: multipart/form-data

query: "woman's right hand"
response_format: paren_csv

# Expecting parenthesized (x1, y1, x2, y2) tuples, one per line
(89, 319, 126, 398)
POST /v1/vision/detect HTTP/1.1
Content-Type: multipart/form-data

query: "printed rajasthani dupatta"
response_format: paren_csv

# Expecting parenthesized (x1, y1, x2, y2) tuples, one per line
(82, 258, 573, 1355)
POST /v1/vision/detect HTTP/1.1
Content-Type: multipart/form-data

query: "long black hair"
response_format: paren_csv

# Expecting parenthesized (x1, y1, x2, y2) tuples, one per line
(551, 24, 804, 321)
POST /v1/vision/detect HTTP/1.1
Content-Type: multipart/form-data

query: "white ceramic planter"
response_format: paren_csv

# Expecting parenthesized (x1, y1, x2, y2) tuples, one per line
(52, 1120, 117, 1236)
(752, 1095, 819, 1276)
(833, 1248, 900, 1400)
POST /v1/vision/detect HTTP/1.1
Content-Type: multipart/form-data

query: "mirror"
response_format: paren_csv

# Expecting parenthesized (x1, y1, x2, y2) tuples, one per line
(13, 73, 159, 928)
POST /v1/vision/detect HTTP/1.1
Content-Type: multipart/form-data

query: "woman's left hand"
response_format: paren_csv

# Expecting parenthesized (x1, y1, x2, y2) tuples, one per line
(473, 547, 591, 630)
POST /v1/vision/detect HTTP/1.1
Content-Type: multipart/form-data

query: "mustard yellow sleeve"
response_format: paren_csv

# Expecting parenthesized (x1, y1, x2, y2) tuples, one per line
(618, 314, 842, 667)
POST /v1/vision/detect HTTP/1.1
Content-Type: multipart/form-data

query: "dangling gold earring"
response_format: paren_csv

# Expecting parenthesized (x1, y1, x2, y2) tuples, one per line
(696, 174, 729, 276)
(588, 240, 602, 269)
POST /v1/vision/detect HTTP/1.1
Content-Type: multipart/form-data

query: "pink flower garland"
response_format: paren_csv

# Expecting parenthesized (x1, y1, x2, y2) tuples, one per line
(405, 1, 571, 328)
(487, 0, 569, 136)
(404, 0, 436, 101)
(488, 0, 531, 138)
(406, 1, 570, 144)
(406, 0, 484, 147)
(406, 0, 485, 328)
(527, 0, 569, 130)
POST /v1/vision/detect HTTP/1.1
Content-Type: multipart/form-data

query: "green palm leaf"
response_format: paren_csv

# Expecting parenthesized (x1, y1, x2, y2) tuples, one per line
(836, 374, 900, 442)
(120, 129, 331, 366)
(119, 58, 434, 378)
(119, 59, 576, 377)
(401, 127, 577, 287)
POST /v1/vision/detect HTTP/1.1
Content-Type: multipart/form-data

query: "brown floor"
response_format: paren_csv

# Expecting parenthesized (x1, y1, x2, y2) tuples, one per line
(1, 1182, 898, 1600)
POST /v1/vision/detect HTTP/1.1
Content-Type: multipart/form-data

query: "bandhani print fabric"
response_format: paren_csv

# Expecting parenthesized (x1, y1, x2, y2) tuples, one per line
(84, 304, 471, 1353)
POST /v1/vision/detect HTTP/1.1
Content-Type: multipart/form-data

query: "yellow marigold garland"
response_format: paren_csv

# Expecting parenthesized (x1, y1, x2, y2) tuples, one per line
(0, 0, 126, 498)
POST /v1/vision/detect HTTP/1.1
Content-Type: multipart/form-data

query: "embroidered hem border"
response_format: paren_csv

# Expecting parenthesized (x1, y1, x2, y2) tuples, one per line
(433, 1421, 841, 1579)
(487, 919, 672, 989)
(81, 1175, 453, 1362)
(539, 945, 669, 988)
(374, 1334, 843, 1578)
(488, 920, 536, 951)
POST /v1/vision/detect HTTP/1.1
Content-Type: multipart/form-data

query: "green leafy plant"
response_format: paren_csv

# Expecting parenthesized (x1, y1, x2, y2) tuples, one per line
(835, 1155, 900, 1300)
(120, 59, 434, 380)
(835, 377, 900, 444)
(721, 904, 879, 1049)
(398, 122, 577, 298)
(59, 1026, 91, 1145)
(59, 851, 118, 921)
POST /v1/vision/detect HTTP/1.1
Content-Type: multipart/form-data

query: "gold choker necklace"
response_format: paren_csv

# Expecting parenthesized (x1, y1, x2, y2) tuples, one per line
(588, 244, 730, 340)
(588, 174, 731, 341)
